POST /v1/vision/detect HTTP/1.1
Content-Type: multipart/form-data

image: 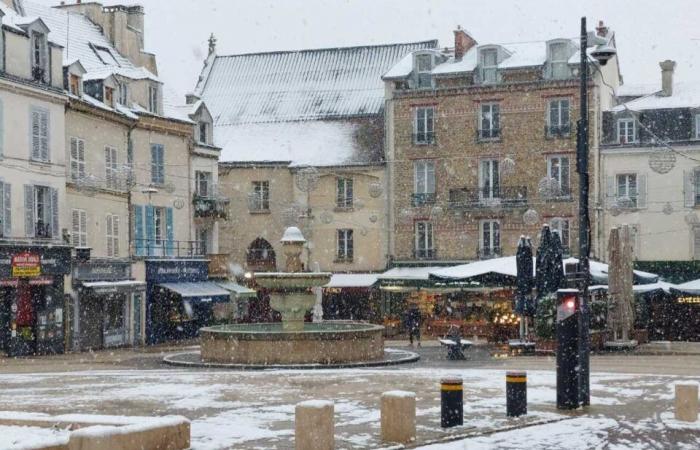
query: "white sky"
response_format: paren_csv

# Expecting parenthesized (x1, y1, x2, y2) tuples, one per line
(35, 0, 700, 98)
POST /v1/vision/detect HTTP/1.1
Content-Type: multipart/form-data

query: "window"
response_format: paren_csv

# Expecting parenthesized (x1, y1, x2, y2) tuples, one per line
(0, 99, 3, 158)
(118, 82, 128, 106)
(336, 177, 353, 208)
(481, 48, 498, 83)
(616, 173, 638, 207)
(195, 171, 213, 197)
(480, 220, 501, 258)
(104, 86, 114, 107)
(694, 227, 700, 260)
(71, 209, 87, 247)
(0, 181, 10, 238)
(413, 160, 435, 205)
(250, 181, 270, 211)
(153, 207, 165, 245)
(31, 31, 47, 82)
(618, 118, 637, 144)
(414, 107, 435, 144)
(69, 74, 81, 96)
(196, 226, 211, 255)
(150, 144, 164, 184)
(337, 229, 354, 261)
(479, 103, 500, 139)
(93, 45, 120, 66)
(415, 54, 433, 88)
(70, 137, 85, 182)
(550, 217, 570, 249)
(548, 99, 571, 136)
(547, 156, 570, 197)
(105, 146, 119, 190)
(148, 85, 159, 114)
(34, 185, 53, 238)
(695, 114, 700, 140)
(414, 221, 434, 258)
(694, 169, 700, 206)
(199, 122, 208, 144)
(106, 214, 120, 257)
(480, 159, 500, 200)
(30, 107, 49, 162)
(549, 42, 571, 79)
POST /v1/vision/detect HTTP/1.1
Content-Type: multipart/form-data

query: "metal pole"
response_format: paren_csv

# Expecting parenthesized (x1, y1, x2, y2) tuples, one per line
(577, 16, 591, 406)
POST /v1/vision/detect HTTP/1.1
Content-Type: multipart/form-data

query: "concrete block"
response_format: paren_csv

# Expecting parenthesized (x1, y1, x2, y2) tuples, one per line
(295, 400, 334, 450)
(675, 384, 699, 422)
(381, 390, 416, 443)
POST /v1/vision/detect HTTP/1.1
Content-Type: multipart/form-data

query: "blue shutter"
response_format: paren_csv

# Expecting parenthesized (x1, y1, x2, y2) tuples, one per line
(4, 183, 11, 238)
(145, 205, 155, 256)
(165, 207, 174, 256)
(134, 205, 144, 256)
(50, 187, 59, 239)
(24, 185, 34, 237)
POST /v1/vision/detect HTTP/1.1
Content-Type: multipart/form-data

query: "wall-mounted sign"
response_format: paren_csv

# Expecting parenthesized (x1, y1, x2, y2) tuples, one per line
(677, 296, 700, 304)
(11, 253, 41, 278)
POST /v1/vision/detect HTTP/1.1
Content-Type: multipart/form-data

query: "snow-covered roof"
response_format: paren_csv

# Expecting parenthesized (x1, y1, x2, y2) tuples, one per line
(82, 66, 160, 83)
(378, 266, 445, 281)
(199, 40, 437, 125)
(216, 119, 382, 166)
(325, 274, 379, 288)
(590, 281, 674, 294)
(611, 81, 700, 112)
(617, 83, 660, 98)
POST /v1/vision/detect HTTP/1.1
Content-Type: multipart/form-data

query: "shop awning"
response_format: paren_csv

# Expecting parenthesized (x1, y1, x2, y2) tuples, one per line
(589, 282, 674, 294)
(325, 274, 378, 289)
(82, 280, 146, 294)
(563, 257, 659, 285)
(216, 281, 257, 298)
(429, 256, 524, 282)
(157, 282, 231, 303)
(670, 278, 700, 296)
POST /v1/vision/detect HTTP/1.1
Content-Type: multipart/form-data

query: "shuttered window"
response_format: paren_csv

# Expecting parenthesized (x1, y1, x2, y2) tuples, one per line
(70, 137, 85, 181)
(694, 228, 700, 260)
(0, 181, 10, 238)
(71, 209, 87, 247)
(106, 214, 120, 257)
(30, 107, 50, 161)
(150, 144, 164, 184)
(105, 146, 119, 189)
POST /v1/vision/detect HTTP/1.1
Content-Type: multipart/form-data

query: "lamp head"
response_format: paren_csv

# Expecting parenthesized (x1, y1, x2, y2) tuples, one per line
(591, 44, 616, 66)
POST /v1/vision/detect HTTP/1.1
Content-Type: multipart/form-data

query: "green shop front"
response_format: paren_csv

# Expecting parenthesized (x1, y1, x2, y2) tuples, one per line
(0, 244, 71, 357)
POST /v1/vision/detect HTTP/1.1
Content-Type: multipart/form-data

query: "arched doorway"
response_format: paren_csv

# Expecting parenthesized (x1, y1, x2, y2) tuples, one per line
(246, 238, 277, 272)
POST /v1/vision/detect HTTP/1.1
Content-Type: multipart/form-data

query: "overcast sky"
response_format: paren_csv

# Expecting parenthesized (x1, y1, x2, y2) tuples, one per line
(37, 0, 700, 97)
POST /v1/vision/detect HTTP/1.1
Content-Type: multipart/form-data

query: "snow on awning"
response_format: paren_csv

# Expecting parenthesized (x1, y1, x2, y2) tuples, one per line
(158, 282, 230, 303)
(429, 256, 526, 281)
(563, 258, 659, 284)
(216, 281, 257, 298)
(325, 274, 378, 289)
(589, 282, 674, 294)
(82, 280, 146, 294)
(670, 278, 700, 295)
(378, 267, 445, 281)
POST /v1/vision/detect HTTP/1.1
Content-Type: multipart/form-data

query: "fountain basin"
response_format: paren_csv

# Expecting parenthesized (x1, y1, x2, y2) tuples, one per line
(200, 321, 384, 365)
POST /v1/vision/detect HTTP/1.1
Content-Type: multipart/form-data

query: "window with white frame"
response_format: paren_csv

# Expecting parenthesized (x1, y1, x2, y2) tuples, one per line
(550, 217, 570, 249)
(71, 209, 87, 247)
(153, 207, 165, 245)
(337, 229, 354, 261)
(250, 181, 270, 211)
(479, 103, 500, 139)
(199, 122, 208, 144)
(148, 85, 159, 114)
(336, 177, 353, 208)
(547, 155, 570, 196)
(616, 173, 638, 207)
(196, 226, 211, 255)
(618, 118, 637, 143)
(106, 214, 120, 257)
(195, 171, 213, 197)
(414, 107, 435, 143)
(118, 81, 128, 106)
(413, 160, 436, 205)
(34, 185, 53, 238)
(480, 48, 498, 83)
(548, 98, 571, 135)
(414, 221, 434, 258)
(30, 107, 49, 161)
(0, 181, 10, 238)
(480, 159, 500, 199)
(480, 220, 500, 258)
(70, 137, 85, 181)
(415, 54, 433, 88)
(549, 42, 571, 79)
(31, 31, 48, 82)
(105, 146, 119, 190)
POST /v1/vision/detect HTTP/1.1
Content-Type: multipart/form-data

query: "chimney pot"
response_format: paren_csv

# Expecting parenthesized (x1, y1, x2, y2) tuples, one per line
(596, 20, 609, 37)
(659, 60, 676, 97)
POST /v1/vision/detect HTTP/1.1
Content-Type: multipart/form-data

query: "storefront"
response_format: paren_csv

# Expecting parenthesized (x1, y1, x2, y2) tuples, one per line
(0, 244, 71, 357)
(322, 274, 379, 322)
(145, 259, 231, 344)
(72, 260, 146, 351)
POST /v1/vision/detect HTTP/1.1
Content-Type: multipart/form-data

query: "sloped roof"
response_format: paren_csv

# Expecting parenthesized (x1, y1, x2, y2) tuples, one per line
(198, 40, 437, 126)
(611, 81, 700, 112)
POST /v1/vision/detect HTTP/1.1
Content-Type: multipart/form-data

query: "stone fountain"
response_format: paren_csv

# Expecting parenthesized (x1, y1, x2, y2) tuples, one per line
(198, 227, 386, 365)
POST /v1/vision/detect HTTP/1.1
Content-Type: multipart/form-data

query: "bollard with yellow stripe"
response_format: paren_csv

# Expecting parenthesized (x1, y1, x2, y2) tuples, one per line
(440, 377, 463, 428)
(506, 371, 527, 417)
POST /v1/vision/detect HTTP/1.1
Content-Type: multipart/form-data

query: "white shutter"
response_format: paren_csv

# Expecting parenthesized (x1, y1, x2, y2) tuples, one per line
(684, 170, 696, 208)
(0, 99, 4, 158)
(427, 162, 435, 193)
(24, 185, 34, 237)
(637, 174, 647, 208)
(78, 139, 85, 178)
(694, 228, 700, 260)
(2, 183, 10, 237)
(50, 187, 58, 239)
(106, 215, 113, 256)
(112, 216, 119, 256)
(31, 110, 41, 159)
(71, 209, 80, 246)
(606, 176, 616, 207)
(40, 110, 49, 161)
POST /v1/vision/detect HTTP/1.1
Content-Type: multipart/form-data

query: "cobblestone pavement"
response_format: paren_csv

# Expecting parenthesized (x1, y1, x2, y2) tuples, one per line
(0, 343, 698, 449)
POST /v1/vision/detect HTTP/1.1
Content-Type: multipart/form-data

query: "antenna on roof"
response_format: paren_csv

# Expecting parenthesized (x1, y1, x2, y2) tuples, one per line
(208, 33, 217, 56)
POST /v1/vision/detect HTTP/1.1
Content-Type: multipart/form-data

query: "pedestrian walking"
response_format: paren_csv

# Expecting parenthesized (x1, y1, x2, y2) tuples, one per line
(405, 305, 422, 347)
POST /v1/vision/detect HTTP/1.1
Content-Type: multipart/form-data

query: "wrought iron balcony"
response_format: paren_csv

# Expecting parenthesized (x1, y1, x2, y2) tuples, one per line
(32, 66, 46, 83)
(193, 194, 229, 219)
(478, 247, 501, 260)
(412, 132, 436, 145)
(131, 239, 206, 258)
(448, 186, 527, 209)
(413, 248, 437, 260)
(477, 127, 501, 141)
(546, 124, 572, 138)
(412, 193, 437, 207)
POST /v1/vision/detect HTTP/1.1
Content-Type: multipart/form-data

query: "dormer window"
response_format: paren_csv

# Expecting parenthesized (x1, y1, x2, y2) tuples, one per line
(199, 122, 209, 144)
(69, 74, 81, 96)
(31, 31, 48, 83)
(480, 48, 498, 84)
(547, 41, 573, 79)
(118, 81, 129, 106)
(415, 54, 433, 88)
(148, 85, 159, 114)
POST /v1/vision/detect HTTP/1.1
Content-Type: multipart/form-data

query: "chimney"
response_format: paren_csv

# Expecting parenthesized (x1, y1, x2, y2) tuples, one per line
(596, 20, 609, 37)
(454, 25, 477, 61)
(186, 93, 200, 105)
(659, 60, 676, 97)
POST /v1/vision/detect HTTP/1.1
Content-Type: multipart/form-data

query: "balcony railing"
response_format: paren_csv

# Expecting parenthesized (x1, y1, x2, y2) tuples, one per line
(412, 193, 437, 207)
(546, 124, 572, 138)
(132, 239, 205, 258)
(448, 186, 527, 209)
(478, 247, 501, 260)
(412, 132, 436, 145)
(477, 128, 501, 141)
(35, 221, 53, 239)
(414, 248, 437, 260)
(193, 194, 229, 219)
(32, 66, 46, 83)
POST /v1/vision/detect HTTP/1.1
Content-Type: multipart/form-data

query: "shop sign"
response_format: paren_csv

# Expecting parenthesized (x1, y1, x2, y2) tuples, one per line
(73, 261, 130, 282)
(677, 296, 700, 304)
(145, 260, 209, 283)
(11, 253, 41, 277)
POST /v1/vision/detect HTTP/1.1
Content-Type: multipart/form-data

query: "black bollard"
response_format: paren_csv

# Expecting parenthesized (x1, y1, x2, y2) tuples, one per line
(556, 289, 581, 410)
(440, 377, 463, 428)
(506, 371, 527, 417)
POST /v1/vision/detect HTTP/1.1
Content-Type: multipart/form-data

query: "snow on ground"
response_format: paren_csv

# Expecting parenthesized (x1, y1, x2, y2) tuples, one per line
(0, 368, 697, 449)
(0, 425, 69, 450)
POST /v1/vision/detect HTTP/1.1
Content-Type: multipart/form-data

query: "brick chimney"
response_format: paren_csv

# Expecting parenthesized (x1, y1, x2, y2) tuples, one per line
(596, 20, 609, 38)
(454, 25, 477, 61)
(659, 60, 676, 97)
